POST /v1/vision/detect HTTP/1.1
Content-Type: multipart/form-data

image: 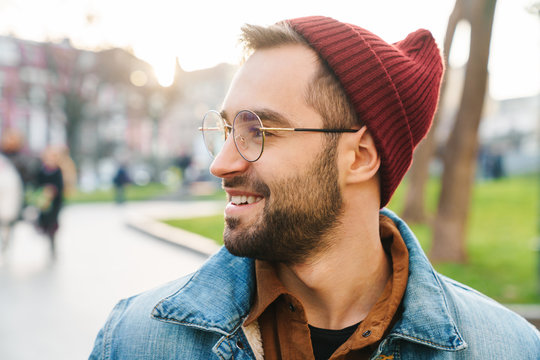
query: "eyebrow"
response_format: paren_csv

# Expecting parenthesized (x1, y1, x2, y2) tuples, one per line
(254, 109, 293, 127)
(219, 108, 293, 128)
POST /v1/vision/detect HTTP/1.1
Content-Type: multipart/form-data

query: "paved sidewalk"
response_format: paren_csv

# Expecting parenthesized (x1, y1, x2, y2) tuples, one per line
(0, 202, 211, 360)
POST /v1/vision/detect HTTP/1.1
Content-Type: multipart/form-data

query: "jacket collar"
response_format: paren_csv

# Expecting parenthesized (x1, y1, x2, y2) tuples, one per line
(151, 247, 255, 336)
(152, 209, 467, 351)
(381, 208, 467, 351)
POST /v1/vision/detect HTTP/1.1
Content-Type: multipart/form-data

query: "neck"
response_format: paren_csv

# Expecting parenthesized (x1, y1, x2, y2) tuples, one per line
(275, 206, 391, 330)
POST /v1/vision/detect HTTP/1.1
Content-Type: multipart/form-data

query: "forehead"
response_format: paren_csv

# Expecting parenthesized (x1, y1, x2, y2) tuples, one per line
(222, 44, 322, 127)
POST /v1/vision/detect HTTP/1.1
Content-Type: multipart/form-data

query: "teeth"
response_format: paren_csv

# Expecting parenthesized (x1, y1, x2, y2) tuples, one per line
(231, 195, 242, 204)
(230, 195, 262, 205)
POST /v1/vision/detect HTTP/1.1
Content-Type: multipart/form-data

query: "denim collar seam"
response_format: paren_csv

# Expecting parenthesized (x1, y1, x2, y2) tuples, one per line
(387, 332, 467, 351)
(150, 315, 232, 336)
(151, 272, 197, 317)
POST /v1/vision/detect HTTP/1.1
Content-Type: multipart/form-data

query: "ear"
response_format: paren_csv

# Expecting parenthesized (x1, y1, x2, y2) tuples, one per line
(340, 126, 381, 185)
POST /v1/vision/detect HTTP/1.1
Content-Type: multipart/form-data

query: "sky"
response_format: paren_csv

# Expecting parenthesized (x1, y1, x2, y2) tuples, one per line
(0, 0, 538, 100)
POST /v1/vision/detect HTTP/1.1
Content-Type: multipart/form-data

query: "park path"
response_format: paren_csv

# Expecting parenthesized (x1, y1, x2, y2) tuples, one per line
(0, 200, 224, 360)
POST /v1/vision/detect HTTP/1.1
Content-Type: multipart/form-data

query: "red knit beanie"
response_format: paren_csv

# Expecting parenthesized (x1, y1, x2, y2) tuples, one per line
(287, 16, 444, 208)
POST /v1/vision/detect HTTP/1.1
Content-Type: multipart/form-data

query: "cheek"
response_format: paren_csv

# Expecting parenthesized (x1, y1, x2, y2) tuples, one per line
(259, 142, 317, 175)
(264, 166, 314, 207)
(255, 136, 327, 193)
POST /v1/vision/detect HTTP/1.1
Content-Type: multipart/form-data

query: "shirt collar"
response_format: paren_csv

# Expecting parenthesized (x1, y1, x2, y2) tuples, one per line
(243, 260, 290, 326)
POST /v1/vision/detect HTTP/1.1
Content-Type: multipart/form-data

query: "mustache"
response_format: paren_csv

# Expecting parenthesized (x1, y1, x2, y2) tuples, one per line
(222, 176, 271, 197)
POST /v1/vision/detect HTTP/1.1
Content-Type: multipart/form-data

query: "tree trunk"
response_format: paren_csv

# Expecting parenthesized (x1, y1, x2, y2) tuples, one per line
(401, 0, 463, 224)
(64, 92, 85, 169)
(430, 0, 497, 263)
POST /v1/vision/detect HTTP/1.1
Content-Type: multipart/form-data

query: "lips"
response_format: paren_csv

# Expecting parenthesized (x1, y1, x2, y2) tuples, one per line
(223, 177, 269, 209)
(224, 189, 264, 218)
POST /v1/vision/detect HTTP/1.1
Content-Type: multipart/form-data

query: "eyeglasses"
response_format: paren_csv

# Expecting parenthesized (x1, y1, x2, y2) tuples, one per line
(199, 109, 358, 162)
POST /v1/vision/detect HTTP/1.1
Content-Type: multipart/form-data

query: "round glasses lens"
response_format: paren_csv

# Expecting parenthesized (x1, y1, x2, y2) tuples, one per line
(202, 111, 227, 158)
(233, 110, 264, 162)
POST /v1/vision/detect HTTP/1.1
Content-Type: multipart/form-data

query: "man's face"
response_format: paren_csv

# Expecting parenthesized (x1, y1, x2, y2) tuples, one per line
(210, 45, 344, 264)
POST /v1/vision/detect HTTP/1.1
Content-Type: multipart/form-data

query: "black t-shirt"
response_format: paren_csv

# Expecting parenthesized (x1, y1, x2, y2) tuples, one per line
(309, 322, 360, 360)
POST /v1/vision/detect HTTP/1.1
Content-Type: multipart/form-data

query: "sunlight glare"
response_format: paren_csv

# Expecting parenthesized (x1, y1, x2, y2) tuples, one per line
(130, 70, 148, 87)
(152, 57, 176, 87)
(134, 44, 176, 87)
(448, 21, 471, 68)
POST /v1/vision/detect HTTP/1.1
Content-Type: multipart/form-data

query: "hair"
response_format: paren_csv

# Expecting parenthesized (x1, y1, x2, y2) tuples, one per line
(239, 22, 358, 133)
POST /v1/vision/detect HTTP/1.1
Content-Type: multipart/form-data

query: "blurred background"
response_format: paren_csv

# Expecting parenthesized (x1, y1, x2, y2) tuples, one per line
(0, 0, 538, 359)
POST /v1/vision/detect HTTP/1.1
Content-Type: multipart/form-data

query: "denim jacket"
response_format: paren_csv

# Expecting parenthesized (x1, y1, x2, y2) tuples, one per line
(90, 209, 540, 359)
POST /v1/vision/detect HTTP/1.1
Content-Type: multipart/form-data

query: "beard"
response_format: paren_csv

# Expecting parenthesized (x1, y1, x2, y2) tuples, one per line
(223, 141, 343, 265)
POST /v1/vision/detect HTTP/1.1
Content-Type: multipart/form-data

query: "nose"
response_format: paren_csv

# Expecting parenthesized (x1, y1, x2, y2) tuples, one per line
(210, 136, 250, 179)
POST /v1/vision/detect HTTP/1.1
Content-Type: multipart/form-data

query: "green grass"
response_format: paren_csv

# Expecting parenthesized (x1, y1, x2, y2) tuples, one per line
(435, 175, 538, 303)
(163, 215, 225, 244)
(392, 174, 539, 303)
(163, 174, 540, 303)
(65, 183, 175, 203)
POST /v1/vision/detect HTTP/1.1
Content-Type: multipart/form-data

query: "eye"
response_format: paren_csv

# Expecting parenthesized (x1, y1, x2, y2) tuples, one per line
(249, 125, 264, 138)
(262, 130, 276, 137)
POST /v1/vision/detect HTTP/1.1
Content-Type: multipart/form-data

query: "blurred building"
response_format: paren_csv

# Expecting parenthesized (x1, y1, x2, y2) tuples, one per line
(479, 95, 540, 176)
(0, 35, 236, 190)
(432, 65, 539, 177)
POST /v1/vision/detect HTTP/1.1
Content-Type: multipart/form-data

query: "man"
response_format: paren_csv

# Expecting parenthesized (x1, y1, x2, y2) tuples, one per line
(90, 16, 539, 359)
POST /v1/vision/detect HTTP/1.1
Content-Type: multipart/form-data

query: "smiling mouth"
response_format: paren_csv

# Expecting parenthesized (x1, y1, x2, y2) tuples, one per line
(230, 195, 263, 205)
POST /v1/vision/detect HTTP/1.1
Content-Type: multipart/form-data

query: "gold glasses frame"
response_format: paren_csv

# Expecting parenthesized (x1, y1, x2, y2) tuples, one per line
(199, 109, 358, 162)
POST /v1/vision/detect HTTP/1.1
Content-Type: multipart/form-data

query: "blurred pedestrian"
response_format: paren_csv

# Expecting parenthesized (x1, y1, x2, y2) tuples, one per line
(0, 128, 40, 196)
(113, 164, 130, 204)
(176, 151, 192, 178)
(34, 146, 64, 257)
(0, 153, 23, 255)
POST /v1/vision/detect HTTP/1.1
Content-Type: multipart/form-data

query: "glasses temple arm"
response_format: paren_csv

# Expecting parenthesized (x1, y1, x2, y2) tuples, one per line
(261, 127, 358, 133)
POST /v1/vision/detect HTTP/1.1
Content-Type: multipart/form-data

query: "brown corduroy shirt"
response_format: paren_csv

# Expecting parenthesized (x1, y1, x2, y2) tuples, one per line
(243, 215, 409, 360)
